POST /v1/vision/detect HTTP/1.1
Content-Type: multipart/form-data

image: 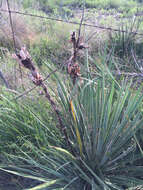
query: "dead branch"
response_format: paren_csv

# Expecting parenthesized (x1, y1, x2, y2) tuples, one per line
(131, 49, 143, 73)
(6, 0, 23, 89)
(0, 70, 9, 88)
(85, 31, 97, 43)
(76, 3, 85, 49)
(115, 71, 143, 77)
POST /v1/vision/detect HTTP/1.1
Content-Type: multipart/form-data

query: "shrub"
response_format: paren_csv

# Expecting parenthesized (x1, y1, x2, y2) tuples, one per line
(108, 18, 143, 58)
(1, 71, 143, 189)
(21, 0, 138, 13)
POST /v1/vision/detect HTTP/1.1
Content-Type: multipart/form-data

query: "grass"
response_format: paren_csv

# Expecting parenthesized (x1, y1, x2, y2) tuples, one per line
(0, 93, 60, 154)
(21, 0, 139, 10)
(0, 1, 143, 189)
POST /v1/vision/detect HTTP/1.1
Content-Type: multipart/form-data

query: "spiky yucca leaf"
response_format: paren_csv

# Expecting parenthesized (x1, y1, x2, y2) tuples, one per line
(0, 76, 143, 189)
(56, 77, 143, 189)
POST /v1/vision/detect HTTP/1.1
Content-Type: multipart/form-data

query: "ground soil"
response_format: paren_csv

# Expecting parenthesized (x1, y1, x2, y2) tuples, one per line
(0, 171, 40, 190)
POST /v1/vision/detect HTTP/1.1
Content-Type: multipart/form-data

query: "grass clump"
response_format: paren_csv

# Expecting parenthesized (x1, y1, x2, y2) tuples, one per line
(108, 18, 140, 58)
(29, 22, 73, 67)
(0, 93, 62, 155)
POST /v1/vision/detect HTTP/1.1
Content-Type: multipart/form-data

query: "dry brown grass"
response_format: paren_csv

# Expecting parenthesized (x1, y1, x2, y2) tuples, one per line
(0, 1, 36, 49)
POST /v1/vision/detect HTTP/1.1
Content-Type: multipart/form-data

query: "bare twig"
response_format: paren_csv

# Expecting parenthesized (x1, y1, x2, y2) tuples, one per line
(6, 0, 18, 88)
(6, 0, 16, 52)
(13, 59, 70, 101)
(131, 49, 142, 72)
(13, 68, 58, 100)
(85, 31, 97, 43)
(115, 71, 143, 77)
(6, 0, 24, 89)
(105, 46, 114, 65)
(0, 70, 9, 88)
(76, 1, 85, 48)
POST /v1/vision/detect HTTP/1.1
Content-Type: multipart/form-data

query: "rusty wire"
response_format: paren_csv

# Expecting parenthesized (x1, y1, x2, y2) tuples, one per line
(1, 9, 143, 36)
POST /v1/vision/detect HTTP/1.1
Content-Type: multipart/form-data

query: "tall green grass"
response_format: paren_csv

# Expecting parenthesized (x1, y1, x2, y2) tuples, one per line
(0, 94, 62, 155)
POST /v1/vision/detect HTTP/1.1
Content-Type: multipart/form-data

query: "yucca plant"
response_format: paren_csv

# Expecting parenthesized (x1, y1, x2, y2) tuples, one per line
(108, 17, 141, 59)
(0, 72, 143, 189)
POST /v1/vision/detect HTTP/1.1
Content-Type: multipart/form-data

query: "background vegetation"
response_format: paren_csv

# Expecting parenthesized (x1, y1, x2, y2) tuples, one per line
(0, 0, 143, 189)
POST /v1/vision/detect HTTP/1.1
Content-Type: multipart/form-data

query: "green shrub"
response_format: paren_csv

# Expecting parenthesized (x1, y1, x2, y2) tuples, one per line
(1, 70, 143, 189)
(108, 18, 140, 57)
(21, 0, 139, 13)
(85, 0, 137, 10)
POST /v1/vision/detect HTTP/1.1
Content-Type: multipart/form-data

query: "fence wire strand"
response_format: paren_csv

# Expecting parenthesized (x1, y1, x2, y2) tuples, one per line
(1, 5, 143, 99)
(1, 9, 143, 36)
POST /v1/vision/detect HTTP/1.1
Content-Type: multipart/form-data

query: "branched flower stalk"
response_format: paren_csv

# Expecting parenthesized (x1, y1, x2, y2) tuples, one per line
(12, 46, 75, 155)
(65, 5, 88, 157)
(67, 4, 87, 85)
(67, 31, 88, 84)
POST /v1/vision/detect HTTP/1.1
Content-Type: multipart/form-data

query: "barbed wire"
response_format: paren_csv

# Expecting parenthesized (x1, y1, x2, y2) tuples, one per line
(1, 9, 143, 36)
(1, 2, 84, 100)
(6, 0, 23, 89)
(6, 1, 16, 52)
(1, 4, 143, 100)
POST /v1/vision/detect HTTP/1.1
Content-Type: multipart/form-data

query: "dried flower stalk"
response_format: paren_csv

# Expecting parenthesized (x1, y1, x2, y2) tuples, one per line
(12, 46, 74, 155)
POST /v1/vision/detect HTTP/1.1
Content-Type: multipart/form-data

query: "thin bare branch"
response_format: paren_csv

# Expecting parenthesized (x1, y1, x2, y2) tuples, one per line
(6, 0, 23, 88)
(131, 49, 142, 72)
(13, 58, 71, 101)
(13, 68, 58, 101)
(115, 71, 143, 77)
(0, 70, 9, 88)
(76, 1, 85, 48)
(85, 31, 97, 43)
(6, 0, 16, 52)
